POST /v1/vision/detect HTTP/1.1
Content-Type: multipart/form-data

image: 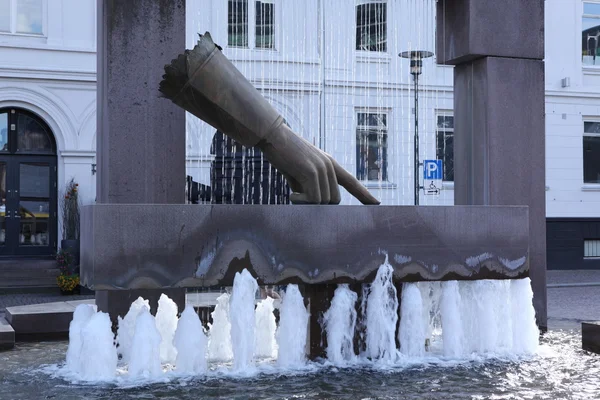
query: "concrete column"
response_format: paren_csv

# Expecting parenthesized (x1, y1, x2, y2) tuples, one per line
(95, 0, 187, 317)
(437, 0, 547, 328)
(96, 0, 186, 204)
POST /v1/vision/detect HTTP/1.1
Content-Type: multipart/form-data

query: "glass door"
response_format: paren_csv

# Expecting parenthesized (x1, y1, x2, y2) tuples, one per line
(0, 155, 57, 256)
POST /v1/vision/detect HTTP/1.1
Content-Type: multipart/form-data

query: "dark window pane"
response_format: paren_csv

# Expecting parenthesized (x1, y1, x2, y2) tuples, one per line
(0, 112, 7, 152)
(444, 135, 454, 181)
(17, 113, 53, 153)
(437, 115, 454, 129)
(584, 136, 600, 183)
(20, 163, 49, 197)
(256, 1, 274, 49)
(357, 112, 386, 129)
(585, 121, 600, 133)
(0, 162, 5, 245)
(356, 131, 387, 181)
(436, 115, 454, 182)
(356, 2, 387, 52)
(228, 0, 248, 47)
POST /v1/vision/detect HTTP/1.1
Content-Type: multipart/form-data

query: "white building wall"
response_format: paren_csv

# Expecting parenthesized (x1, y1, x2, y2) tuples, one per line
(0, 0, 97, 242)
(545, 0, 600, 218)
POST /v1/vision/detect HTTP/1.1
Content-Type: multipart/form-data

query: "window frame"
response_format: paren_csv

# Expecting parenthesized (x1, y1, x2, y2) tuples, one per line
(355, 0, 388, 54)
(436, 111, 454, 183)
(583, 120, 600, 184)
(582, 1, 600, 67)
(355, 111, 389, 182)
(227, 0, 277, 51)
(0, 0, 46, 37)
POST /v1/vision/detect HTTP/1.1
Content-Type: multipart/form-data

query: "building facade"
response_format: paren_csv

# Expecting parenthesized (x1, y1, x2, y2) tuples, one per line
(0, 0, 96, 260)
(0, 0, 598, 270)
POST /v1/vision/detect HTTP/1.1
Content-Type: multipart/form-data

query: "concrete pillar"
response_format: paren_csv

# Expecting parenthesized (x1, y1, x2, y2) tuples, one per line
(436, 0, 547, 328)
(96, 0, 186, 204)
(95, 0, 187, 317)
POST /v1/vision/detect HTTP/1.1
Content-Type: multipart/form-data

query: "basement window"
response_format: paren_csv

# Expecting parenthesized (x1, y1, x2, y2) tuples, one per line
(584, 239, 600, 258)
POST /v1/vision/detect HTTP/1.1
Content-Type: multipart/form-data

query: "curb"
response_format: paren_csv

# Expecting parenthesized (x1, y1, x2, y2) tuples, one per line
(547, 282, 600, 288)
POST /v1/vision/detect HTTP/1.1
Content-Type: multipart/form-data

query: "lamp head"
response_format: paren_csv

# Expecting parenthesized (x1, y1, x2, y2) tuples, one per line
(399, 50, 434, 76)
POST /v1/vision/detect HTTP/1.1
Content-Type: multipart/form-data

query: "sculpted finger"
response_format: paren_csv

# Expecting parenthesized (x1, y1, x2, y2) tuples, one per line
(316, 159, 331, 205)
(289, 173, 321, 205)
(332, 159, 380, 205)
(325, 157, 341, 204)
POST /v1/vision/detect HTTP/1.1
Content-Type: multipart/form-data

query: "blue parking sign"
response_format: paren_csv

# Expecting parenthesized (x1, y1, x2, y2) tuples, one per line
(424, 160, 443, 180)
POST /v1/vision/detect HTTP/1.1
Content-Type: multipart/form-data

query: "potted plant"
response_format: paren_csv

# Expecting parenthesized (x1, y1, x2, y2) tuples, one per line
(56, 248, 80, 295)
(61, 178, 80, 268)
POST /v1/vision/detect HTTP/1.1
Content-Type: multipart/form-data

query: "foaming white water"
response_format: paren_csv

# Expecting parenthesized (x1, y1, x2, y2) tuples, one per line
(59, 278, 540, 384)
(173, 305, 208, 374)
(155, 294, 179, 364)
(417, 281, 442, 341)
(229, 269, 259, 371)
(398, 283, 425, 357)
(277, 284, 309, 368)
(208, 292, 233, 362)
(117, 297, 150, 363)
(322, 284, 357, 364)
(128, 308, 162, 379)
(440, 281, 463, 357)
(254, 297, 277, 359)
(365, 261, 398, 362)
(437, 279, 539, 357)
(511, 278, 539, 354)
(78, 312, 118, 381)
(66, 304, 97, 372)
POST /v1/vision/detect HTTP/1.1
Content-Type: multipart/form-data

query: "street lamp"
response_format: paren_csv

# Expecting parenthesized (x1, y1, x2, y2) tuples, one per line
(399, 50, 434, 205)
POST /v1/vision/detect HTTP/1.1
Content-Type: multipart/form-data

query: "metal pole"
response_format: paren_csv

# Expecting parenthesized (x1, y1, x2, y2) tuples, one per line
(319, 0, 326, 151)
(414, 73, 420, 205)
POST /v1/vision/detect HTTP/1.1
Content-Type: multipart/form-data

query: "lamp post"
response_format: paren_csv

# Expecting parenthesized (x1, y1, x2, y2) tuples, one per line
(399, 50, 434, 206)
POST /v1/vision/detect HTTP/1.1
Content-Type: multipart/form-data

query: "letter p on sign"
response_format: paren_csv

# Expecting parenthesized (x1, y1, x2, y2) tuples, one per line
(424, 160, 443, 180)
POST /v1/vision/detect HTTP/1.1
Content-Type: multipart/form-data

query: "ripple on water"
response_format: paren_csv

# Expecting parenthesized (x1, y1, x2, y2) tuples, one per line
(0, 330, 598, 400)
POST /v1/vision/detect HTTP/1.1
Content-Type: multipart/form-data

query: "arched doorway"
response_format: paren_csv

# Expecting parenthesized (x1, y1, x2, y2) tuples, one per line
(0, 108, 57, 256)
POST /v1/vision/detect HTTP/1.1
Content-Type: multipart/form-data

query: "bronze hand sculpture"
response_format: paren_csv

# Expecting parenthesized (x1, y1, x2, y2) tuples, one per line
(160, 32, 380, 205)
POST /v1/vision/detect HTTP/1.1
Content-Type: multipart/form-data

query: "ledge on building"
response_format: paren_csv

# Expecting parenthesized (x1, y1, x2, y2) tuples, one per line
(361, 181, 397, 189)
(582, 184, 600, 192)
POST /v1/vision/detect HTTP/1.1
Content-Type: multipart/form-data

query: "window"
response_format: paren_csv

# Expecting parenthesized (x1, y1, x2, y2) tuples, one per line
(585, 239, 600, 258)
(228, 0, 248, 47)
(0, 0, 44, 35)
(356, 0, 387, 52)
(356, 112, 388, 181)
(583, 2, 600, 66)
(228, 0, 275, 49)
(584, 122, 600, 183)
(436, 114, 454, 182)
(255, 1, 274, 49)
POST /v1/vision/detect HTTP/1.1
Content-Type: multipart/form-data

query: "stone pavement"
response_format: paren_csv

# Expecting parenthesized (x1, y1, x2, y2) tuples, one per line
(547, 270, 600, 330)
(547, 269, 600, 286)
(0, 291, 94, 320)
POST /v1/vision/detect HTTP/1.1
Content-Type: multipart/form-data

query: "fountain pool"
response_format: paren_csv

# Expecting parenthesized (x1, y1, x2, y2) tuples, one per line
(1, 267, 592, 399)
(0, 331, 597, 400)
